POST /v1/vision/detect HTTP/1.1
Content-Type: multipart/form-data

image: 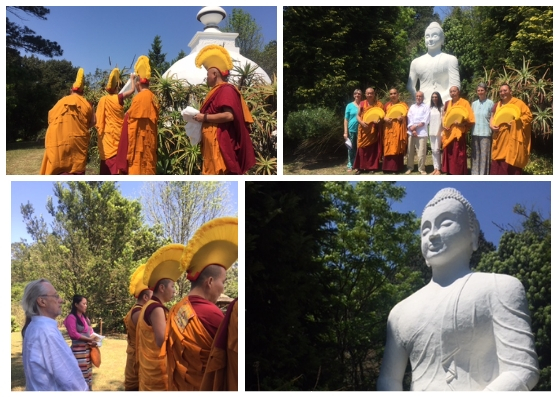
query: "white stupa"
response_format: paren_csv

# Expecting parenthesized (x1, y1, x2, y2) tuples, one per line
(163, 6, 271, 85)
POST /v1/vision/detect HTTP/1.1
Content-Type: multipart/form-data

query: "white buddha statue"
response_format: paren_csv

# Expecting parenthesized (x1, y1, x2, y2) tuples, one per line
(377, 188, 539, 391)
(407, 22, 460, 104)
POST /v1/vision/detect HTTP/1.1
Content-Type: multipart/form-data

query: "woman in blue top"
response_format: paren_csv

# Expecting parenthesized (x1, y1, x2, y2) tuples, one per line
(343, 89, 362, 171)
(470, 82, 494, 175)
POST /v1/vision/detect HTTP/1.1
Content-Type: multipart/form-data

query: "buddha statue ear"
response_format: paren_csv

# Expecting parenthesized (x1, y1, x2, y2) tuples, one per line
(471, 226, 480, 252)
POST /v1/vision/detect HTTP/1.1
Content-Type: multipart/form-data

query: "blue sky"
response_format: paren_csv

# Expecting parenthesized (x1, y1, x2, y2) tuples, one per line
(11, 6, 277, 75)
(392, 182, 551, 247)
(11, 181, 238, 243)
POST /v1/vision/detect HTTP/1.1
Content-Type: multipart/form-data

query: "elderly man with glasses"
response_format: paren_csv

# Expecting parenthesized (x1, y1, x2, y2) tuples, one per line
(20, 279, 89, 391)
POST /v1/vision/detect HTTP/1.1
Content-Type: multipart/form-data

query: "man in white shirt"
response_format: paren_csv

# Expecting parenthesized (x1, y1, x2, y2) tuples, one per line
(21, 279, 89, 391)
(405, 91, 431, 175)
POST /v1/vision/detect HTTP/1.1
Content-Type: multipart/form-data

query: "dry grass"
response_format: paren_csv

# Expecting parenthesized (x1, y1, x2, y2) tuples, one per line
(12, 331, 128, 391)
(6, 142, 99, 175)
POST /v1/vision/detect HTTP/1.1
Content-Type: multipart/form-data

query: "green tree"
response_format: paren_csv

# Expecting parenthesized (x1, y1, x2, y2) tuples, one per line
(6, 7, 63, 58)
(475, 7, 553, 78)
(475, 205, 551, 391)
(148, 35, 170, 75)
(253, 40, 277, 78)
(140, 181, 236, 297)
(245, 181, 336, 390)
(442, 7, 482, 93)
(283, 7, 415, 115)
(222, 8, 264, 60)
(7, 56, 78, 141)
(170, 49, 187, 65)
(15, 182, 166, 332)
(320, 182, 423, 390)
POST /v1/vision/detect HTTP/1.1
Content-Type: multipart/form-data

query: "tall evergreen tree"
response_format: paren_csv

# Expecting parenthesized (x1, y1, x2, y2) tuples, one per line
(148, 35, 170, 75)
(6, 6, 63, 58)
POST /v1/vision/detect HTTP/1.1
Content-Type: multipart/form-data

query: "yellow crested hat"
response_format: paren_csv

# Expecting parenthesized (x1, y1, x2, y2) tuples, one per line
(195, 44, 233, 76)
(129, 264, 149, 298)
(181, 217, 238, 281)
(143, 244, 185, 288)
(106, 68, 121, 91)
(72, 68, 85, 92)
(135, 55, 151, 83)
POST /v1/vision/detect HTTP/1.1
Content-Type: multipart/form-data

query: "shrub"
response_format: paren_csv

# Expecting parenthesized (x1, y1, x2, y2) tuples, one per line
(285, 108, 341, 142)
(523, 153, 553, 175)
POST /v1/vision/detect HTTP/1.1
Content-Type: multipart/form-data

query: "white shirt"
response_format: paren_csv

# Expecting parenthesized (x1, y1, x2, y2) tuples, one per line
(429, 106, 443, 137)
(22, 315, 89, 391)
(407, 102, 430, 137)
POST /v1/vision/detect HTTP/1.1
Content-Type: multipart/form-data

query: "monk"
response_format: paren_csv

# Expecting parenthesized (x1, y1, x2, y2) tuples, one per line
(95, 68, 134, 175)
(193, 44, 256, 175)
(382, 88, 408, 173)
(123, 264, 152, 391)
(353, 87, 383, 175)
(200, 299, 238, 391)
(441, 86, 474, 175)
(116, 56, 159, 175)
(40, 68, 95, 175)
(489, 84, 533, 175)
(166, 265, 226, 391)
(136, 278, 175, 391)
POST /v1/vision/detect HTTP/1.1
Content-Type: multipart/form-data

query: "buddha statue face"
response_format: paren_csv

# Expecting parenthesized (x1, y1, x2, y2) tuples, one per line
(425, 25, 444, 52)
(421, 198, 473, 268)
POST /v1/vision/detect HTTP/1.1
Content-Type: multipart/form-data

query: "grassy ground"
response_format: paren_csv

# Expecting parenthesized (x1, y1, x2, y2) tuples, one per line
(6, 141, 99, 175)
(11, 331, 127, 391)
(284, 152, 463, 176)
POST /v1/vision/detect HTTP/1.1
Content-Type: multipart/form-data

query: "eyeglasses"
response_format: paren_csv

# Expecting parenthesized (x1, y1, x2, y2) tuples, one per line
(41, 294, 61, 299)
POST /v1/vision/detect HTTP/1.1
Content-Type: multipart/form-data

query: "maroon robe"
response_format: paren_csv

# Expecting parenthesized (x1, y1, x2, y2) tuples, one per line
(200, 84, 256, 175)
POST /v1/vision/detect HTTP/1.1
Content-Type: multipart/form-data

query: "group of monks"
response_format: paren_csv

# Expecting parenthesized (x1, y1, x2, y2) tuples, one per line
(40, 45, 256, 175)
(351, 84, 532, 175)
(124, 218, 238, 391)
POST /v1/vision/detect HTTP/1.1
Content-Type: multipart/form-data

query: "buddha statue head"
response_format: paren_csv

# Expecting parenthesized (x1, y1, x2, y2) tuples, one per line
(421, 188, 480, 268)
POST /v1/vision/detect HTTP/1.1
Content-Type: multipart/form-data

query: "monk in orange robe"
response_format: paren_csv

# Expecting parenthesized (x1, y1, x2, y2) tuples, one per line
(382, 88, 408, 173)
(95, 68, 134, 175)
(166, 265, 227, 391)
(193, 45, 256, 175)
(136, 278, 175, 391)
(441, 86, 475, 175)
(489, 84, 533, 175)
(116, 56, 159, 175)
(40, 68, 95, 175)
(200, 299, 238, 391)
(353, 87, 383, 175)
(124, 266, 152, 391)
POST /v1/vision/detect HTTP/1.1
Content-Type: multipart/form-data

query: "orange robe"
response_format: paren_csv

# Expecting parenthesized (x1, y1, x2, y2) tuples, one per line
(123, 304, 142, 391)
(200, 83, 255, 175)
(383, 102, 409, 156)
(442, 98, 475, 149)
(491, 97, 532, 168)
(357, 100, 383, 148)
(200, 299, 238, 391)
(126, 89, 159, 175)
(96, 94, 124, 160)
(136, 300, 168, 391)
(40, 94, 93, 174)
(166, 296, 215, 391)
